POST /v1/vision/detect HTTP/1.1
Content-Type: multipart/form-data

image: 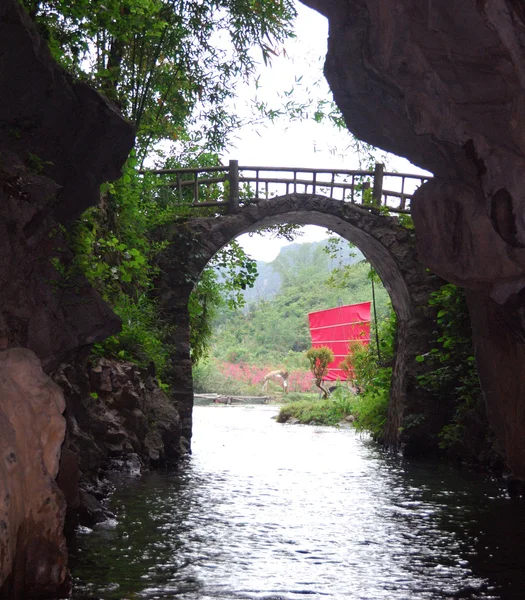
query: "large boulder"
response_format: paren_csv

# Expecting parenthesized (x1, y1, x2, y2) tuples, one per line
(301, 0, 525, 475)
(0, 348, 69, 599)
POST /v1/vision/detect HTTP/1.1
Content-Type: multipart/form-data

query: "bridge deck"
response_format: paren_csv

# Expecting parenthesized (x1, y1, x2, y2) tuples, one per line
(141, 161, 431, 215)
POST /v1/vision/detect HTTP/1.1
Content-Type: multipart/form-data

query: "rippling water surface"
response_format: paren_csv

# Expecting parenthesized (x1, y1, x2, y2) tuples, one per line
(71, 405, 525, 600)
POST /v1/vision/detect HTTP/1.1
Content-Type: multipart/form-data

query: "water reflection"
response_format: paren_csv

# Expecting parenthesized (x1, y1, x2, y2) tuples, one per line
(71, 406, 525, 599)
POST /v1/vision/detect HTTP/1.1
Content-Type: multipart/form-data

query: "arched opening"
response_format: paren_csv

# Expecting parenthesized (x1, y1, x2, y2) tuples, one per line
(191, 222, 390, 405)
(156, 193, 442, 454)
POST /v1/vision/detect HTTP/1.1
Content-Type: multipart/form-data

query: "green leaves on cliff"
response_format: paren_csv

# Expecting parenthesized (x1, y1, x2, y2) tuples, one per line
(71, 157, 175, 374)
(415, 284, 484, 454)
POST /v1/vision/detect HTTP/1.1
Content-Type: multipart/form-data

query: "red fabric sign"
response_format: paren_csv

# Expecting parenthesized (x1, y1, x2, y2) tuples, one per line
(308, 302, 371, 381)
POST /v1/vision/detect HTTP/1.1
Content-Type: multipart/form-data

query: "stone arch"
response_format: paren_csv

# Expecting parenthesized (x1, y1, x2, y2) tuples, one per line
(156, 194, 443, 454)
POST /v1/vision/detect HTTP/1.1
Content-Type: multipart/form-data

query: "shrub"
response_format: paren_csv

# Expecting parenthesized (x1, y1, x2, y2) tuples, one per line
(305, 346, 334, 398)
(340, 306, 396, 439)
(349, 388, 389, 437)
(277, 398, 348, 426)
(415, 284, 484, 454)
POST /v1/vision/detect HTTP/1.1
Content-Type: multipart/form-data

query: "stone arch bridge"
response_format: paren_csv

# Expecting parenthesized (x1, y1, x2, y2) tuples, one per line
(148, 163, 443, 454)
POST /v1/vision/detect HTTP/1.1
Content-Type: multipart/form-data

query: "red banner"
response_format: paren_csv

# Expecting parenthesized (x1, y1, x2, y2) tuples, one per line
(308, 302, 371, 381)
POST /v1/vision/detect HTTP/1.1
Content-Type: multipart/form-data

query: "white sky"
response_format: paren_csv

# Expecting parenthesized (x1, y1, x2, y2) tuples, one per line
(221, 2, 429, 262)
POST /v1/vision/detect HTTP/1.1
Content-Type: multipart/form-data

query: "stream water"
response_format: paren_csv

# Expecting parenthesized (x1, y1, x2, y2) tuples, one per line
(70, 405, 525, 600)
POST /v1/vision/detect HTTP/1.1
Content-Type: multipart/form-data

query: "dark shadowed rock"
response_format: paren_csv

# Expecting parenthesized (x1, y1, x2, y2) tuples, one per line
(55, 359, 183, 528)
(0, 0, 134, 224)
(0, 155, 121, 369)
(0, 0, 134, 369)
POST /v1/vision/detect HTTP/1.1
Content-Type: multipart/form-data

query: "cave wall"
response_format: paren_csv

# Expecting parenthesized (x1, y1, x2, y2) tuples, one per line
(300, 0, 525, 475)
(0, 0, 134, 596)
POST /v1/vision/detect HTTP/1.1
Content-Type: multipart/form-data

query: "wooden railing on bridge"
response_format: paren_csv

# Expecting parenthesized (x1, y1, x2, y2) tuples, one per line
(141, 161, 431, 215)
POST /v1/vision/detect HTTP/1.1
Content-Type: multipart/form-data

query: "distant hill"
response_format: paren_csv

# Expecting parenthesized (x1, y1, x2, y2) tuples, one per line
(242, 240, 364, 303)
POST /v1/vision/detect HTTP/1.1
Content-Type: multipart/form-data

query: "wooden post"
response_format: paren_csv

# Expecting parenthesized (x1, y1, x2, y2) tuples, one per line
(228, 159, 239, 214)
(372, 163, 384, 206)
(193, 174, 199, 204)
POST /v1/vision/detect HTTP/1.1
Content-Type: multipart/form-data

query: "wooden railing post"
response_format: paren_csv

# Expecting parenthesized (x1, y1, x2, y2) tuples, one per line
(228, 159, 239, 214)
(372, 163, 384, 206)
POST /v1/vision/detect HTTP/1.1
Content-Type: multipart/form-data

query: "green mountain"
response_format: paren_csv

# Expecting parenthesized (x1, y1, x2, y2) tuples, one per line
(241, 240, 364, 303)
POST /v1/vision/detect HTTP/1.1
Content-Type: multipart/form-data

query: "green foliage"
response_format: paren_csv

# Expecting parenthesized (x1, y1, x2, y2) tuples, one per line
(211, 240, 258, 309)
(276, 395, 350, 426)
(69, 156, 177, 375)
(348, 388, 389, 437)
(22, 0, 296, 157)
(323, 238, 388, 301)
(209, 243, 389, 369)
(189, 240, 259, 365)
(92, 293, 175, 374)
(26, 152, 53, 174)
(23, 0, 301, 379)
(343, 306, 396, 438)
(276, 383, 387, 433)
(397, 213, 414, 229)
(351, 308, 396, 387)
(415, 284, 482, 451)
(67, 143, 263, 373)
(189, 269, 224, 365)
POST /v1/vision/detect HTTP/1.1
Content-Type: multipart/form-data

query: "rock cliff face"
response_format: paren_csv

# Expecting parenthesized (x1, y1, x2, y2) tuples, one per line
(0, 349, 69, 599)
(0, 0, 134, 370)
(301, 0, 525, 475)
(0, 0, 134, 225)
(0, 0, 134, 596)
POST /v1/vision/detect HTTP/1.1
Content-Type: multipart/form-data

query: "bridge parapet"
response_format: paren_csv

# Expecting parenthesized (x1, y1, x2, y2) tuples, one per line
(141, 161, 431, 215)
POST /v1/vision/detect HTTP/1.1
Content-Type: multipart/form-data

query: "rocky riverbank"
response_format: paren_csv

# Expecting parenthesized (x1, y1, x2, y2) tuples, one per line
(55, 359, 186, 536)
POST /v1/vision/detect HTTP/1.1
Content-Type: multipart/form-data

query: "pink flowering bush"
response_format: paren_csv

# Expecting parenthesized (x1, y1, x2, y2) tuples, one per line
(193, 358, 315, 395)
(218, 362, 315, 393)
(288, 370, 315, 393)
